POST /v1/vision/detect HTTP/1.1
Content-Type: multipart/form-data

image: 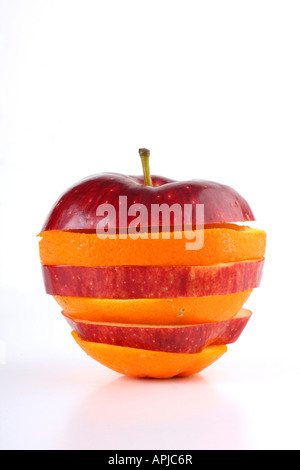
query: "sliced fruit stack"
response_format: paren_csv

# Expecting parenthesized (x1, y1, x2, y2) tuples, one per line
(38, 149, 266, 378)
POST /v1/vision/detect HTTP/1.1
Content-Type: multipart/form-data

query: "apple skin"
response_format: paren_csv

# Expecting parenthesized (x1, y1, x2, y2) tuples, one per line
(42, 259, 264, 299)
(41, 174, 255, 232)
(63, 309, 252, 353)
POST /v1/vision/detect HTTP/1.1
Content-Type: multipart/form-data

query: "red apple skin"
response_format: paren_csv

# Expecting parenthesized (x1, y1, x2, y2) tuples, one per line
(42, 259, 264, 299)
(63, 309, 252, 353)
(41, 174, 255, 232)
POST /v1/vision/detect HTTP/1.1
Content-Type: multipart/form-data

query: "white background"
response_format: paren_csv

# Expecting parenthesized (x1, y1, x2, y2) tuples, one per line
(0, 0, 299, 450)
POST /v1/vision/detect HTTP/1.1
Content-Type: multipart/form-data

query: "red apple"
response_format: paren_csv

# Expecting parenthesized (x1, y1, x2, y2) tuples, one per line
(41, 149, 255, 233)
(63, 308, 252, 353)
(42, 259, 264, 299)
(38, 149, 265, 377)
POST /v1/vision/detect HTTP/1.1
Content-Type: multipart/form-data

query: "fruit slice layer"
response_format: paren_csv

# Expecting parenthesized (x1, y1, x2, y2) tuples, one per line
(42, 259, 264, 299)
(38, 225, 266, 267)
(54, 289, 252, 324)
(71, 330, 227, 378)
(64, 308, 251, 353)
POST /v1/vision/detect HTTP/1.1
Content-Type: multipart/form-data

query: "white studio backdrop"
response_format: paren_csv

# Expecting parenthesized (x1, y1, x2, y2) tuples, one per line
(0, 0, 300, 450)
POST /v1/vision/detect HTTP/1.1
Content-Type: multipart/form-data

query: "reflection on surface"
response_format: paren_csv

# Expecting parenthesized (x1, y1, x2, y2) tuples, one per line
(57, 366, 253, 450)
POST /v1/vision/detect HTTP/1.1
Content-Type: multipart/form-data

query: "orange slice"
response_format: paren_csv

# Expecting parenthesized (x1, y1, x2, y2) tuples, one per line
(54, 290, 252, 324)
(71, 330, 227, 378)
(38, 225, 266, 267)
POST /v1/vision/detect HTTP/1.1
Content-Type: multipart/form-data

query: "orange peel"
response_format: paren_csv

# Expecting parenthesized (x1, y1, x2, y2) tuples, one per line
(38, 225, 266, 267)
(55, 290, 252, 325)
(71, 330, 227, 378)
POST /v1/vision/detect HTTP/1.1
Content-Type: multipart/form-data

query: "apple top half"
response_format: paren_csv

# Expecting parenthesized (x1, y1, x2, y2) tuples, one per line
(41, 173, 255, 233)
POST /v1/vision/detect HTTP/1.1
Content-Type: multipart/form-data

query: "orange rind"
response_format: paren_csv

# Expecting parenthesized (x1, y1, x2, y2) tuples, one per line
(71, 330, 227, 378)
(55, 290, 252, 324)
(38, 225, 266, 267)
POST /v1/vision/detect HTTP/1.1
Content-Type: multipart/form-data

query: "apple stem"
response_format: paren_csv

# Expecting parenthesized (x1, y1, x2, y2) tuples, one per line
(139, 148, 153, 187)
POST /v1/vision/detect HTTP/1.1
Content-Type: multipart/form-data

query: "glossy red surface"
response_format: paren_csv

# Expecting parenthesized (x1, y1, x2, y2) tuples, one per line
(42, 259, 264, 299)
(63, 309, 252, 353)
(41, 173, 255, 232)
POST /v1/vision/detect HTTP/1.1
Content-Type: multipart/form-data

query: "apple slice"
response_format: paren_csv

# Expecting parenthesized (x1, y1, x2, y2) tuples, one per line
(63, 308, 251, 354)
(42, 259, 264, 299)
(71, 330, 228, 378)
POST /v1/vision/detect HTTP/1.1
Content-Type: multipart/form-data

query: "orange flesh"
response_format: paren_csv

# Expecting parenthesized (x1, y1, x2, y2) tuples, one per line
(55, 290, 252, 325)
(39, 222, 265, 376)
(71, 330, 227, 378)
(38, 225, 266, 267)
(64, 306, 251, 328)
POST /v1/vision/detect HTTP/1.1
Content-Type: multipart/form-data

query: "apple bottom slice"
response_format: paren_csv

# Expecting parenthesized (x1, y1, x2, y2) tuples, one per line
(71, 330, 227, 378)
(64, 308, 251, 354)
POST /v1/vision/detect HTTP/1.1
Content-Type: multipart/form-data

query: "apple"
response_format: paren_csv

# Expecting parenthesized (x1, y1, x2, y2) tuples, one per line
(63, 308, 252, 354)
(41, 148, 255, 233)
(38, 148, 265, 377)
(41, 258, 264, 299)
